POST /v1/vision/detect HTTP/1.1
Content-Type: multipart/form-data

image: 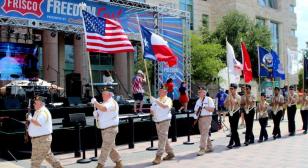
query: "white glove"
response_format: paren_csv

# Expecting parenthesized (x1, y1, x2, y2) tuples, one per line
(27, 114, 33, 121)
(93, 110, 99, 119)
(150, 96, 157, 104)
(193, 113, 198, 120)
(91, 98, 97, 104)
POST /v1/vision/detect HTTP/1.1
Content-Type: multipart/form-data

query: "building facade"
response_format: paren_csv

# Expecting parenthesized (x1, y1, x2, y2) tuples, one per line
(149, 0, 298, 84)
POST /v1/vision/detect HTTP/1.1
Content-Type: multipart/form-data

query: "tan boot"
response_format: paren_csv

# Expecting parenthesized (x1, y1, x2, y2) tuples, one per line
(152, 155, 161, 165)
(114, 160, 123, 168)
(205, 148, 213, 153)
(196, 148, 206, 156)
(163, 153, 175, 160)
(96, 163, 104, 168)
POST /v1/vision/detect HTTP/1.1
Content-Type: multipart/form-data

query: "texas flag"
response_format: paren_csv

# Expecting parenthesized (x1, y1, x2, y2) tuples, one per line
(140, 25, 177, 67)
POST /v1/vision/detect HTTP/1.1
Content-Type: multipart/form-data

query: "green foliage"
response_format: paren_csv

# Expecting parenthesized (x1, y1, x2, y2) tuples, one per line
(298, 68, 304, 91)
(211, 11, 271, 78)
(191, 33, 225, 84)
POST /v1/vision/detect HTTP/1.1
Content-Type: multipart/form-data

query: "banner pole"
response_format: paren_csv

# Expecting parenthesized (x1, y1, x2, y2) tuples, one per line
(257, 45, 261, 97)
(226, 38, 230, 87)
(136, 14, 152, 97)
(303, 53, 305, 92)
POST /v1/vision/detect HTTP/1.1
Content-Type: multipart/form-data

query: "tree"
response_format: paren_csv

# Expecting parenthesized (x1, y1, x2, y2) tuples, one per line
(191, 33, 225, 84)
(211, 11, 271, 78)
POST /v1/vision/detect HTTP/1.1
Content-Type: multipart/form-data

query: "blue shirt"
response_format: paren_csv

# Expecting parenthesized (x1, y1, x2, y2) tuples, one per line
(216, 91, 228, 107)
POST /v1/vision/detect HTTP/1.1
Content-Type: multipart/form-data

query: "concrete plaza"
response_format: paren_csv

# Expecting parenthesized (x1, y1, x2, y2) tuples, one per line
(1, 111, 307, 168)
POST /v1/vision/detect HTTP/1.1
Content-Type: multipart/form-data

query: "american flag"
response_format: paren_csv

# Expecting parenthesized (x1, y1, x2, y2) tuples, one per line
(82, 10, 134, 53)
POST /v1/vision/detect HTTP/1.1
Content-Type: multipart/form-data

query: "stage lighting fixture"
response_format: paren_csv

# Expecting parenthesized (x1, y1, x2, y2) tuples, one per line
(50, 31, 56, 37)
(76, 34, 81, 40)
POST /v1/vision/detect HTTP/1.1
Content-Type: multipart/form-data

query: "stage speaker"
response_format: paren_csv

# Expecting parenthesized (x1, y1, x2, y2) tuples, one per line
(62, 113, 86, 127)
(67, 96, 82, 106)
(4, 98, 21, 109)
(66, 73, 82, 97)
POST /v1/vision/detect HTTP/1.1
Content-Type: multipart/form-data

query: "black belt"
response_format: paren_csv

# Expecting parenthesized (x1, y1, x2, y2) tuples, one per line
(199, 115, 212, 118)
(155, 119, 171, 124)
(32, 134, 51, 139)
(101, 125, 117, 131)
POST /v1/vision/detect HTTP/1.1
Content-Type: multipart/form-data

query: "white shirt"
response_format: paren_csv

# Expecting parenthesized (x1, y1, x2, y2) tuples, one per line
(28, 106, 53, 137)
(150, 96, 172, 122)
(103, 75, 114, 84)
(194, 97, 215, 118)
(94, 98, 119, 129)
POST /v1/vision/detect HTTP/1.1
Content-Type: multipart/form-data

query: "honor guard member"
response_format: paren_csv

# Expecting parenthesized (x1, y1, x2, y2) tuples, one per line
(286, 85, 298, 136)
(257, 93, 269, 142)
(27, 96, 63, 168)
(241, 84, 256, 146)
(224, 83, 242, 149)
(150, 86, 174, 165)
(271, 87, 284, 139)
(91, 87, 123, 168)
(194, 87, 215, 156)
(300, 89, 308, 134)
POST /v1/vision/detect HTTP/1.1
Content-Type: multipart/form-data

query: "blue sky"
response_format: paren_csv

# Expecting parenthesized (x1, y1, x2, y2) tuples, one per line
(295, 0, 308, 53)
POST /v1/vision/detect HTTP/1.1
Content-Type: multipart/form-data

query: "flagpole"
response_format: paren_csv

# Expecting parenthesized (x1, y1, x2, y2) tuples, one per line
(136, 14, 152, 97)
(226, 37, 231, 87)
(79, 4, 96, 114)
(303, 53, 305, 93)
(257, 45, 261, 97)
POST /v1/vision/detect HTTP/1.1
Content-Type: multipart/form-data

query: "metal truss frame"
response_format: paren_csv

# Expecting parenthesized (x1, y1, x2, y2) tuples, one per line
(0, 0, 191, 96)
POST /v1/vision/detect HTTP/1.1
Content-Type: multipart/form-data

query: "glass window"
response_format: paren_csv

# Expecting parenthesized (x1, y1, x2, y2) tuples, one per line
(90, 53, 114, 66)
(258, 0, 266, 7)
(202, 14, 209, 28)
(289, 4, 295, 13)
(258, 0, 278, 9)
(270, 21, 279, 53)
(180, 0, 194, 30)
(65, 45, 74, 65)
(290, 29, 296, 37)
(256, 17, 265, 27)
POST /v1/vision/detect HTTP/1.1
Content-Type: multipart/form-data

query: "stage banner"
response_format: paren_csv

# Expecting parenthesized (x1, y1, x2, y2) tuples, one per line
(158, 15, 184, 99)
(0, 0, 154, 34)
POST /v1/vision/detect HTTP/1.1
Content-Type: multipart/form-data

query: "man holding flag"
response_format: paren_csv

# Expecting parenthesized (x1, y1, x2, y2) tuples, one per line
(241, 41, 255, 145)
(81, 6, 133, 168)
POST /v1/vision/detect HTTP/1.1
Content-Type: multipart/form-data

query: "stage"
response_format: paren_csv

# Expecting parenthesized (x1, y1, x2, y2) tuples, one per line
(0, 100, 220, 161)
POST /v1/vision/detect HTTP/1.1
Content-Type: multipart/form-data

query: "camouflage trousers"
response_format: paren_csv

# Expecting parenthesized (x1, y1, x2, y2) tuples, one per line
(31, 134, 62, 168)
(98, 126, 121, 166)
(155, 120, 173, 156)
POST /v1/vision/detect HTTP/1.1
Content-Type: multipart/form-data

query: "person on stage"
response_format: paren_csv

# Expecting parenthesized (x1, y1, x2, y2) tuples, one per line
(257, 93, 269, 142)
(224, 83, 242, 149)
(27, 96, 63, 168)
(91, 88, 123, 168)
(132, 70, 146, 113)
(178, 82, 189, 112)
(241, 84, 256, 146)
(271, 87, 284, 139)
(102, 71, 114, 84)
(194, 86, 215, 156)
(286, 85, 298, 136)
(164, 78, 174, 100)
(150, 86, 174, 165)
(300, 89, 308, 134)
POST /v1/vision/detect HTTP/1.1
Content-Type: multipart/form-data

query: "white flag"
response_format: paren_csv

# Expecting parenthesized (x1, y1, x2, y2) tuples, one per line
(287, 48, 298, 75)
(226, 40, 242, 75)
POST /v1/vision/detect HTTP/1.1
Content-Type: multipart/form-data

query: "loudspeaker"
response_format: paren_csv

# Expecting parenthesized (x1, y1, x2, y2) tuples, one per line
(62, 113, 86, 127)
(67, 96, 82, 106)
(66, 73, 82, 97)
(4, 98, 21, 109)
